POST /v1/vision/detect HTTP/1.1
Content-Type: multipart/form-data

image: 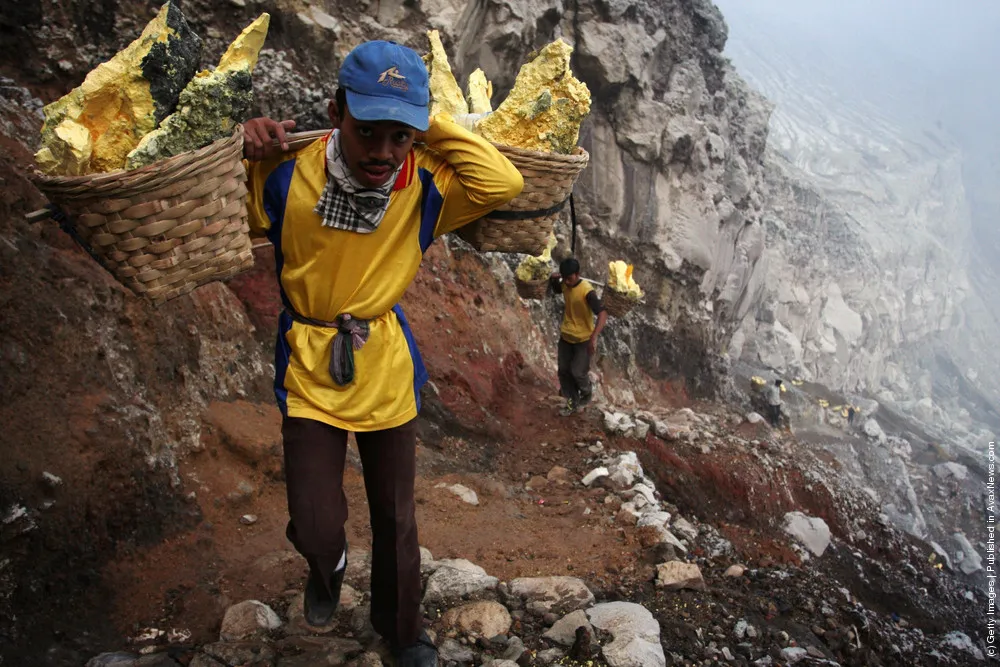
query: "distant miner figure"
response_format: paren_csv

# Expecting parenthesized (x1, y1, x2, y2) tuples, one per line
(550, 257, 608, 415)
(240, 40, 522, 667)
(767, 379, 784, 427)
(847, 405, 856, 426)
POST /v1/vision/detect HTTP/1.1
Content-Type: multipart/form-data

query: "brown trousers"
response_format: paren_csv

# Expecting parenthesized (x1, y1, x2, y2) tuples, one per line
(558, 338, 592, 401)
(282, 416, 421, 647)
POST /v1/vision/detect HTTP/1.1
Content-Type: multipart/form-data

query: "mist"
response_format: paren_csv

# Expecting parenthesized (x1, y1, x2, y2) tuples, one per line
(714, 0, 1000, 259)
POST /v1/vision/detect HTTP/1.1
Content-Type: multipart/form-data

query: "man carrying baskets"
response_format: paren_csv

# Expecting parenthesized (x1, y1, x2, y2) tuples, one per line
(550, 257, 608, 416)
(241, 40, 523, 666)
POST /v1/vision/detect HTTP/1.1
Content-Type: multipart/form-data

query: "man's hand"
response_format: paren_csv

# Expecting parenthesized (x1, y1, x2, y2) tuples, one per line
(243, 118, 297, 162)
(588, 336, 597, 356)
(551, 271, 561, 281)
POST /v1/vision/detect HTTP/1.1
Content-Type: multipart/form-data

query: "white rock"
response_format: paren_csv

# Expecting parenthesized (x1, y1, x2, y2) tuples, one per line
(933, 462, 969, 480)
(633, 420, 650, 440)
(655, 561, 706, 590)
(734, 619, 749, 639)
(780, 647, 808, 664)
(746, 412, 765, 424)
(672, 517, 698, 542)
(862, 419, 887, 443)
(423, 559, 498, 602)
(440, 601, 511, 638)
(782, 512, 831, 557)
(436, 483, 479, 506)
(953, 533, 983, 574)
(420, 546, 439, 575)
(219, 600, 282, 640)
(41, 471, 63, 487)
(658, 529, 688, 553)
(637, 511, 671, 529)
(582, 467, 610, 486)
(603, 411, 635, 435)
(724, 564, 746, 577)
(625, 483, 658, 505)
(609, 468, 636, 490)
(941, 631, 984, 660)
(586, 602, 666, 667)
(509, 576, 595, 615)
(543, 609, 592, 646)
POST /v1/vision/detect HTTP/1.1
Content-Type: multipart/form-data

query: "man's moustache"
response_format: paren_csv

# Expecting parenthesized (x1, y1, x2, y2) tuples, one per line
(360, 160, 396, 169)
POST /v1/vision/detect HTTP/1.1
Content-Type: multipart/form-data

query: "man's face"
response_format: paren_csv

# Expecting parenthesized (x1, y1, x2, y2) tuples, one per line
(329, 99, 416, 188)
(561, 272, 580, 285)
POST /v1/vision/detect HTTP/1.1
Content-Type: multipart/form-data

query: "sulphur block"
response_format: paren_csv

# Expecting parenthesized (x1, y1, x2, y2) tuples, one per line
(466, 68, 493, 114)
(607, 260, 643, 300)
(126, 14, 270, 170)
(426, 30, 468, 117)
(515, 233, 557, 281)
(35, 2, 202, 175)
(475, 39, 591, 154)
(35, 119, 93, 176)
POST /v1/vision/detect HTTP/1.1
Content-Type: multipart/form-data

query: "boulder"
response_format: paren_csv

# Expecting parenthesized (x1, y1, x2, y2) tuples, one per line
(782, 512, 831, 557)
(655, 561, 706, 590)
(423, 559, 498, 602)
(543, 609, 593, 646)
(438, 638, 474, 663)
(672, 517, 699, 542)
(436, 483, 480, 505)
(582, 467, 610, 486)
(508, 576, 595, 616)
(440, 601, 512, 638)
(586, 602, 666, 667)
(219, 600, 282, 640)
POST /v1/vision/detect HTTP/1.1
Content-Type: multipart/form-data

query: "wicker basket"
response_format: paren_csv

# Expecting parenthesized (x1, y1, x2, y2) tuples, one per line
(457, 144, 589, 255)
(32, 126, 253, 305)
(602, 288, 641, 318)
(515, 276, 549, 300)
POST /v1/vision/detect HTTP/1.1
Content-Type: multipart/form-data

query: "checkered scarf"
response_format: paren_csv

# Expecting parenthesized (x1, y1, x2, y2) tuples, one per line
(314, 130, 402, 233)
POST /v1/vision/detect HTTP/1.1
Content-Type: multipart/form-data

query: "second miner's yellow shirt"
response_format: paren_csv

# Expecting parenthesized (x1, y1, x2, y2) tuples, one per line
(245, 119, 523, 431)
(561, 280, 598, 344)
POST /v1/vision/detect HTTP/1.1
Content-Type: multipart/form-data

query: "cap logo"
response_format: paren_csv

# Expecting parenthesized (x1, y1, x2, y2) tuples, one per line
(377, 66, 409, 91)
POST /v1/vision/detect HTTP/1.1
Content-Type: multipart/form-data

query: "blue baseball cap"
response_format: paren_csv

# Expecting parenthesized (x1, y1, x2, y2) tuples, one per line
(338, 41, 430, 131)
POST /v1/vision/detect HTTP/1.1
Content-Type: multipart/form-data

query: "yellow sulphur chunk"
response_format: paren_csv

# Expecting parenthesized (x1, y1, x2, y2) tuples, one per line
(607, 260, 643, 300)
(466, 68, 493, 114)
(475, 39, 591, 154)
(515, 233, 557, 281)
(36, 2, 202, 174)
(426, 30, 468, 117)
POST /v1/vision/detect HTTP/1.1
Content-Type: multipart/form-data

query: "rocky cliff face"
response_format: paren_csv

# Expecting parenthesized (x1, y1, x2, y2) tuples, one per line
(718, 6, 1000, 447)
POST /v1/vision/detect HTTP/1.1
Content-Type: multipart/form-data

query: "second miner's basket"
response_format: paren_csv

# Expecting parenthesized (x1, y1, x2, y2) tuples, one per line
(601, 288, 641, 318)
(32, 125, 254, 305)
(514, 276, 550, 300)
(457, 144, 589, 256)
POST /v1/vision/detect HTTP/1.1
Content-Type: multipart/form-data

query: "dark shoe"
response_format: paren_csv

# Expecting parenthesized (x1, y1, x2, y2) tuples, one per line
(577, 390, 592, 408)
(559, 398, 576, 417)
(394, 631, 438, 667)
(303, 551, 347, 627)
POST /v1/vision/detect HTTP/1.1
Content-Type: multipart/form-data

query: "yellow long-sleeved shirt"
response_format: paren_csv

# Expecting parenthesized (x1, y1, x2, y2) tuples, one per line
(245, 119, 523, 431)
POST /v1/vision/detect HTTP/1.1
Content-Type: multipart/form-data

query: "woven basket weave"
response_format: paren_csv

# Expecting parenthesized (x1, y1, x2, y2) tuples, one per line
(602, 288, 640, 318)
(515, 276, 549, 300)
(32, 126, 253, 305)
(457, 144, 589, 255)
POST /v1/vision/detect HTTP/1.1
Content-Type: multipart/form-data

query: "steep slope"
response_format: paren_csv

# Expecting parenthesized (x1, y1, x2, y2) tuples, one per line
(716, 2, 1000, 447)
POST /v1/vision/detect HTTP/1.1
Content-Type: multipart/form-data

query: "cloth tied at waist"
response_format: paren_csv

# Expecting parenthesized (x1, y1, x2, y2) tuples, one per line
(286, 310, 370, 386)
